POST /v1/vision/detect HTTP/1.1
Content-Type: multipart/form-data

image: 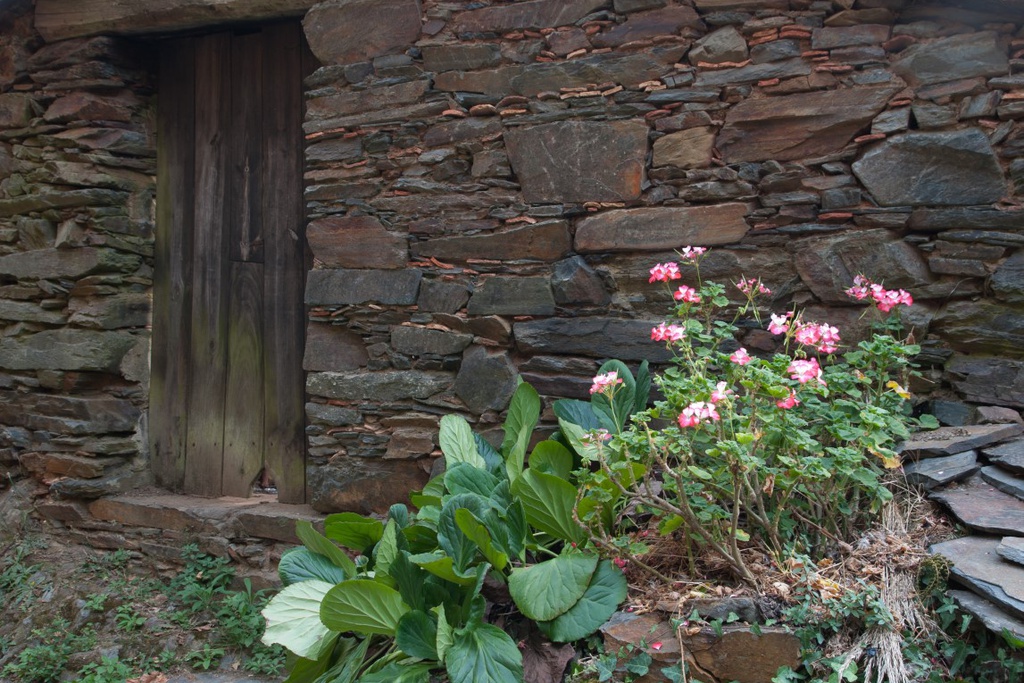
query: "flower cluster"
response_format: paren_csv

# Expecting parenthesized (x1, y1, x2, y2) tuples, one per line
(788, 357, 825, 385)
(678, 400, 720, 428)
(679, 246, 707, 262)
(768, 312, 791, 335)
(648, 262, 681, 283)
(793, 321, 841, 354)
(730, 348, 752, 365)
(590, 371, 623, 395)
(651, 322, 685, 342)
(674, 285, 701, 303)
(845, 275, 914, 313)
(736, 278, 771, 296)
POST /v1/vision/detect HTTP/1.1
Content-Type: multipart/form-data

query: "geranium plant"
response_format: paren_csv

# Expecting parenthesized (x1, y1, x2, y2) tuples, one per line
(572, 249, 928, 585)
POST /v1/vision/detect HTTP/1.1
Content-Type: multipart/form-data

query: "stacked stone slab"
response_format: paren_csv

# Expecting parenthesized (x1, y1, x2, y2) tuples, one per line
(2, 0, 1024, 520)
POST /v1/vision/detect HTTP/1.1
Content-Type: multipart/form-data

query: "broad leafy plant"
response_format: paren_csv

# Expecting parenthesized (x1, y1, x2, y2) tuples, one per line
(262, 382, 628, 683)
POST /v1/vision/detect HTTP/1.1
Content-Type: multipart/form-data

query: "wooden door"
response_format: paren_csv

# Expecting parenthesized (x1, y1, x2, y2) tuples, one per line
(150, 23, 310, 502)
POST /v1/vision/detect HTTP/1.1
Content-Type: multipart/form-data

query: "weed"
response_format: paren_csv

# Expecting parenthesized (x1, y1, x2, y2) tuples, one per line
(78, 655, 133, 683)
(185, 644, 225, 670)
(1, 619, 95, 683)
(242, 643, 287, 677)
(83, 592, 107, 612)
(114, 604, 146, 633)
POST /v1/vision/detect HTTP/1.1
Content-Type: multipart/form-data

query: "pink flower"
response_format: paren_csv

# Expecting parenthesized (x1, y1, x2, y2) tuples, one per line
(678, 401, 720, 428)
(679, 246, 707, 262)
(793, 322, 822, 347)
(793, 322, 841, 353)
(710, 381, 733, 403)
(817, 324, 841, 354)
(648, 262, 681, 283)
(651, 642, 663, 651)
(613, 557, 627, 569)
(674, 285, 701, 303)
(736, 278, 771, 296)
(730, 348, 752, 366)
(788, 358, 824, 385)
(651, 323, 686, 342)
(590, 371, 623, 395)
(846, 275, 913, 313)
(768, 312, 791, 335)
(845, 274, 872, 300)
(776, 391, 800, 410)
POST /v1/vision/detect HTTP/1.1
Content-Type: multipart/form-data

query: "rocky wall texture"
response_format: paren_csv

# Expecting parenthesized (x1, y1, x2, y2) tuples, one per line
(298, 0, 1024, 512)
(0, 2, 156, 500)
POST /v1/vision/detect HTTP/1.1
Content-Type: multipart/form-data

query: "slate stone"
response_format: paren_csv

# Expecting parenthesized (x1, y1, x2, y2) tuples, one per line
(0, 329, 135, 372)
(0, 247, 140, 279)
(466, 316, 512, 345)
(392, 326, 473, 357)
(306, 370, 451, 402)
(307, 215, 408, 269)
(305, 402, 360, 427)
(50, 467, 140, 500)
(546, 27, 591, 57)
(385, 427, 436, 460)
(467, 277, 555, 316)
(515, 318, 674, 362)
(0, 300, 65, 324)
(43, 92, 133, 124)
(67, 293, 150, 330)
(412, 221, 571, 263)
(982, 466, 1024, 502)
(505, 121, 648, 203)
(302, 0, 423, 65)
(931, 300, 1024, 356)
(852, 129, 1006, 207)
(811, 25, 890, 50)
(871, 107, 909, 135)
(693, 0, 787, 9)
(931, 477, 1024, 536)
(903, 450, 979, 490)
(306, 80, 428, 119)
(452, 0, 606, 34)
(0, 391, 139, 435)
(930, 400, 973, 427)
(947, 355, 1024, 410)
(931, 536, 1024, 619)
(978, 408, 1024, 426)
(749, 39, 801, 64)
(949, 589, 1024, 640)
(719, 86, 897, 162)
(423, 118, 502, 147)
(681, 597, 761, 624)
(984, 439, 1024, 475)
(903, 424, 1024, 459)
(793, 228, 931, 304)
(575, 204, 749, 253)
(309, 458, 430, 514)
(305, 269, 422, 306)
(417, 280, 470, 313)
(998, 538, 1024, 567)
(892, 31, 1008, 87)
(693, 57, 812, 87)
(992, 252, 1024, 305)
(912, 103, 958, 129)
(454, 346, 517, 414)
(471, 149, 511, 178)
(908, 208, 1024, 232)
(688, 26, 746, 65)
(303, 323, 368, 372)
(592, 6, 704, 49)
(652, 127, 716, 169)
(0, 93, 33, 128)
(421, 44, 502, 73)
(551, 256, 610, 306)
(614, 0, 666, 12)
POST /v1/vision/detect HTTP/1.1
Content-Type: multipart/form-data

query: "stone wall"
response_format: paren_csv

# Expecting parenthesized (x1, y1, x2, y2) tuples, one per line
(298, 0, 1024, 512)
(0, 1, 156, 500)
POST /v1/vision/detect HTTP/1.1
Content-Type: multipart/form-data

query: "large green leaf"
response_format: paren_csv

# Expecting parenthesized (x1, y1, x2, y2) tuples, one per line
(437, 493, 490, 572)
(357, 660, 433, 683)
(388, 550, 428, 611)
(408, 552, 478, 586)
(396, 610, 439, 660)
(296, 521, 356, 578)
(508, 554, 598, 622)
(283, 636, 364, 683)
(323, 513, 385, 553)
(553, 399, 607, 431)
(489, 500, 528, 561)
(529, 441, 573, 480)
(558, 419, 603, 463)
(511, 469, 585, 544)
(633, 360, 651, 416)
(320, 580, 409, 636)
(373, 520, 401, 576)
(454, 508, 508, 571)
(591, 360, 636, 434)
(537, 560, 628, 642)
(474, 434, 504, 473)
(501, 382, 541, 482)
(445, 464, 502, 499)
(262, 579, 338, 660)
(436, 605, 454, 664)
(312, 637, 369, 683)
(278, 547, 348, 587)
(439, 415, 485, 469)
(445, 623, 523, 683)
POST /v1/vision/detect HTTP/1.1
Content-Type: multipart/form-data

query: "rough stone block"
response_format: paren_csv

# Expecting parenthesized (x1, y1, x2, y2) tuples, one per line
(422, 44, 502, 72)
(576, 204, 749, 253)
(652, 126, 716, 169)
(551, 256, 610, 306)
(811, 24, 890, 50)
(931, 300, 1024, 356)
(947, 355, 1024, 409)
(452, 0, 605, 34)
(931, 535, 1024, 620)
(306, 370, 451, 401)
(688, 26, 748, 65)
(305, 268, 422, 306)
(0, 93, 34, 128)
(893, 31, 1008, 87)
(515, 318, 674, 362)
(592, 6, 703, 49)
(467, 277, 555, 316)
(0, 247, 140, 279)
(903, 424, 1024, 459)
(391, 326, 473, 356)
(306, 80, 428, 119)
(412, 221, 571, 263)
(903, 450, 978, 490)
(307, 215, 408, 269)
(505, 121, 648, 203)
(68, 293, 151, 330)
(303, 323, 368, 372)
(454, 346, 517, 414)
(303, 0, 423, 65)
(309, 457, 430, 514)
(0, 329, 136, 372)
(417, 280, 470, 313)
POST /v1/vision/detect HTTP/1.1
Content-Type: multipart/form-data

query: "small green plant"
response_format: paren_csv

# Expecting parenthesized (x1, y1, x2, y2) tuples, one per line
(83, 592, 107, 612)
(242, 642, 286, 676)
(78, 655, 133, 683)
(185, 644, 225, 670)
(1, 619, 95, 683)
(114, 604, 146, 632)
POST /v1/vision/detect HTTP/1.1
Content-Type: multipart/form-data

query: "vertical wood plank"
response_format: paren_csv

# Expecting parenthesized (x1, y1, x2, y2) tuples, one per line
(228, 32, 264, 264)
(222, 261, 266, 497)
(263, 22, 307, 503)
(184, 31, 232, 497)
(151, 37, 196, 491)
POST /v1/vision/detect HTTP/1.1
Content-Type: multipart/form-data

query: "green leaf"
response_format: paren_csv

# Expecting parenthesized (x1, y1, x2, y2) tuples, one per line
(396, 610, 439, 660)
(357, 661, 433, 683)
(278, 547, 348, 587)
(320, 580, 409, 636)
(261, 579, 338, 660)
(552, 399, 605, 431)
(489, 500, 528, 562)
(454, 508, 508, 571)
(440, 415, 485, 469)
(474, 434, 505, 473)
(917, 413, 940, 430)
(313, 637, 369, 683)
(388, 550, 428, 611)
(558, 419, 602, 462)
(633, 360, 650, 416)
(389, 504, 411, 529)
(445, 464, 502, 499)
(445, 623, 523, 683)
(537, 560, 628, 643)
(658, 515, 684, 535)
(686, 465, 712, 481)
(591, 360, 636, 433)
(529, 441, 573, 480)
(323, 513, 384, 554)
(402, 523, 438, 554)
(501, 382, 541, 482)
(436, 605, 454, 664)
(408, 552, 479, 586)
(438, 493, 490, 572)
(508, 554, 598, 621)
(373, 520, 401, 576)
(511, 469, 585, 544)
(296, 521, 356, 578)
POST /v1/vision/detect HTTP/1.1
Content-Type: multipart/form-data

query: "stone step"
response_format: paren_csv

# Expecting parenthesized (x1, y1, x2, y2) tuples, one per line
(983, 437, 1024, 475)
(931, 536, 1024, 622)
(980, 465, 1024, 502)
(903, 450, 978, 490)
(901, 424, 1024, 460)
(998, 537, 1024, 567)
(930, 475, 1024, 536)
(949, 589, 1024, 641)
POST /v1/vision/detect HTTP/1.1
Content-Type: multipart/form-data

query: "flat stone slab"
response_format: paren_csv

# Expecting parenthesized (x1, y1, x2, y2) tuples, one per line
(903, 450, 978, 490)
(998, 537, 1024, 567)
(901, 424, 1024, 459)
(981, 466, 1024, 502)
(930, 476, 1024, 536)
(949, 589, 1024, 640)
(983, 438, 1024, 475)
(931, 536, 1024, 621)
